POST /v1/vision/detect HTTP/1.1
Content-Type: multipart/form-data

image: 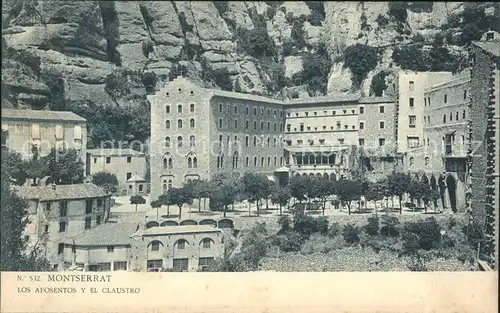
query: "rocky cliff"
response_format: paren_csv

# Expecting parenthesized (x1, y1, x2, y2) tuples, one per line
(2, 1, 498, 110)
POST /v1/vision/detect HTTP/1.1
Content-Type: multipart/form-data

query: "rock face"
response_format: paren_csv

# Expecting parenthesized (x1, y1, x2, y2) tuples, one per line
(1, 1, 495, 109)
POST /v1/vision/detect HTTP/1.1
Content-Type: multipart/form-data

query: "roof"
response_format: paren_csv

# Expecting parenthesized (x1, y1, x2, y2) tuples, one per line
(359, 96, 395, 104)
(210, 90, 284, 105)
(17, 183, 110, 201)
(64, 222, 140, 246)
(127, 174, 146, 182)
(284, 93, 361, 106)
(139, 225, 221, 236)
(473, 40, 500, 57)
(1, 109, 86, 123)
(87, 148, 145, 157)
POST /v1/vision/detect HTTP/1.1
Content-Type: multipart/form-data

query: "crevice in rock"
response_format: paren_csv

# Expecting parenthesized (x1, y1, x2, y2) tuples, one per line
(99, 1, 121, 66)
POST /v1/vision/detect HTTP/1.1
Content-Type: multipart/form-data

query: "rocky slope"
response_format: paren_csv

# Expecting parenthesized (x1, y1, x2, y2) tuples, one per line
(1, 1, 498, 110)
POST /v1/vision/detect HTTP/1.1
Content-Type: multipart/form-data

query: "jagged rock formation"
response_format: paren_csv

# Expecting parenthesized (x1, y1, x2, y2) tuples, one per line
(1, 1, 498, 110)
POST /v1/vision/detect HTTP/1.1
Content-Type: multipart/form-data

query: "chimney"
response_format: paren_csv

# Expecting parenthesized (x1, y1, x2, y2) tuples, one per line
(51, 183, 56, 190)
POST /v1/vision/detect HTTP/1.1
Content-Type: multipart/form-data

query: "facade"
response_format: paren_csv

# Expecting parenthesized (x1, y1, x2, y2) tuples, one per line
(401, 70, 471, 213)
(395, 71, 454, 152)
(1, 109, 87, 168)
(468, 36, 500, 266)
(86, 148, 148, 193)
(130, 225, 225, 272)
(148, 77, 284, 200)
(17, 183, 112, 269)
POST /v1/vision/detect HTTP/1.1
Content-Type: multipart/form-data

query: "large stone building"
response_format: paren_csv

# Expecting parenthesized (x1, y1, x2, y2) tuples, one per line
(86, 148, 148, 194)
(400, 70, 471, 213)
(468, 35, 499, 266)
(17, 183, 112, 270)
(1, 109, 87, 167)
(395, 71, 454, 152)
(148, 77, 284, 200)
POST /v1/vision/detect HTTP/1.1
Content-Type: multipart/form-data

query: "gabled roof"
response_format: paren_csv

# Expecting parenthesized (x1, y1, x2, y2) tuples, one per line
(1, 109, 86, 122)
(359, 96, 395, 104)
(17, 183, 109, 201)
(127, 174, 146, 182)
(64, 222, 140, 246)
(210, 90, 284, 105)
(473, 40, 500, 57)
(284, 93, 361, 106)
(87, 148, 145, 157)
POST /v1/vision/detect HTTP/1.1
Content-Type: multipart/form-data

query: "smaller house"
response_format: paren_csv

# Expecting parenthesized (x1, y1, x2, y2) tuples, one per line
(86, 148, 147, 194)
(126, 174, 148, 196)
(61, 222, 140, 271)
(17, 183, 112, 270)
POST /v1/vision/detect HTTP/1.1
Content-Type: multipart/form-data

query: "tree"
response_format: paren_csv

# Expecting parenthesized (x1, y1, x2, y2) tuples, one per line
(24, 158, 48, 186)
(271, 186, 291, 216)
(336, 180, 363, 215)
(166, 187, 194, 219)
(310, 178, 335, 215)
(1, 150, 27, 185)
(212, 183, 238, 217)
(130, 195, 146, 212)
(289, 175, 309, 204)
(1, 165, 50, 271)
(365, 182, 386, 216)
(43, 148, 84, 185)
(241, 173, 269, 216)
(91, 172, 119, 194)
(380, 214, 400, 237)
(343, 44, 379, 87)
(387, 172, 411, 214)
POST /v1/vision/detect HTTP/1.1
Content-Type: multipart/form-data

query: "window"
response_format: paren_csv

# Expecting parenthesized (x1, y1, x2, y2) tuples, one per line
(409, 97, 414, 107)
(59, 221, 66, 233)
(308, 139, 314, 146)
(444, 94, 447, 103)
(190, 136, 195, 147)
(253, 136, 257, 146)
(165, 137, 171, 147)
(379, 106, 385, 113)
(106, 157, 111, 164)
(173, 258, 189, 272)
(409, 81, 415, 91)
(127, 172, 132, 180)
(190, 103, 195, 112)
(297, 140, 303, 145)
(58, 243, 64, 255)
(359, 106, 364, 114)
(165, 120, 170, 129)
(59, 201, 68, 217)
(127, 156, 132, 163)
(114, 262, 127, 271)
(151, 241, 160, 252)
(84, 217, 91, 229)
(245, 136, 249, 147)
(274, 157, 277, 166)
(234, 120, 238, 129)
(267, 122, 270, 130)
(463, 90, 467, 100)
(253, 108, 257, 115)
(202, 238, 211, 248)
(85, 199, 92, 214)
(359, 138, 365, 146)
(260, 108, 264, 116)
(93, 158, 97, 163)
(443, 115, 446, 123)
(379, 138, 385, 146)
(379, 121, 385, 129)
(428, 97, 431, 106)
(342, 110, 346, 114)
(300, 124, 304, 132)
(338, 139, 344, 145)
(254, 157, 257, 166)
(177, 136, 183, 148)
(359, 122, 364, 130)
(407, 137, 420, 148)
(246, 157, 249, 167)
(166, 105, 170, 114)
(44, 225, 49, 233)
(455, 112, 459, 120)
(96, 215, 101, 225)
(261, 157, 264, 166)
(219, 118, 223, 128)
(409, 115, 416, 128)
(190, 119, 195, 128)
(424, 98, 427, 106)
(450, 112, 453, 121)
(273, 138, 277, 147)
(107, 246, 114, 253)
(332, 111, 336, 115)
(74, 125, 82, 140)
(245, 107, 249, 115)
(425, 157, 429, 166)
(336, 121, 341, 130)
(260, 121, 264, 130)
(177, 239, 186, 250)
(410, 157, 414, 166)
(177, 119, 183, 129)
(147, 259, 163, 270)
(267, 137, 270, 147)
(177, 104, 182, 113)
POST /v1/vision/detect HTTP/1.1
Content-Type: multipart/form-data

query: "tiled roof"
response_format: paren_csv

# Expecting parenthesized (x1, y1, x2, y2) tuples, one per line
(1, 109, 86, 122)
(17, 183, 110, 201)
(139, 225, 221, 236)
(64, 222, 140, 246)
(127, 174, 146, 182)
(87, 148, 145, 157)
(284, 93, 361, 106)
(359, 96, 396, 104)
(473, 40, 500, 57)
(210, 90, 284, 105)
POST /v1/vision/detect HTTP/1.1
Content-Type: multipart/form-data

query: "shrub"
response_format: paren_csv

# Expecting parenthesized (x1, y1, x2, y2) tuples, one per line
(203, 67, 233, 91)
(272, 231, 304, 252)
(293, 40, 332, 95)
(412, 33, 425, 43)
(213, 1, 229, 15)
(301, 233, 346, 254)
(343, 44, 379, 87)
(328, 222, 341, 238)
(369, 71, 389, 97)
(266, 6, 276, 19)
(388, 2, 408, 23)
(342, 223, 361, 244)
(358, 230, 371, 248)
(392, 44, 428, 71)
(293, 214, 329, 238)
(375, 14, 389, 28)
(364, 216, 380, 236)
(380, 214, 400, 237)
(282, 39, 294, 56)
(236, 26, 277, 59)
(141, 39, 154, 58)
(402, 217, 442, 251)
(406, 254, 429, 271)
(291, 20, 307, 50)
(142, 72, 156, 93)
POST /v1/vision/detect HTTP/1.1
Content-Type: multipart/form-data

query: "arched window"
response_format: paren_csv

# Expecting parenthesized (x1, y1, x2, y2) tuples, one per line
(425, 157, 429, 166)
(309, 155, 315, 164)
(219, 135, 223, 145)
(274, 123, 277, 131)
(149, 240, 162, 252)
(273, 138, 277, 147)
(165, 120, 170, 129)
(168, 179, 172, 189)
(234, 119, 238, 129)
(193, 157, 197, 168)
(254, 157, 257, 166)
(267, 137, 270, 147)
(177, 104, 182, 113)
(166, 105, 170, 114)
(220, 155, 224, 167)
(267, 122, 270, 130)
(280, 157, 283, 166)
(261, 157, 264, 167)
(245, 136, 249, 147)
(410, 157, 414, 166)
(201, 238, 213, 248)
(177, 119, 183, 129)
(219, 118, 223, 128)
(175, 239, 188, 250)
(190, 103, 195, 112)
(163, 158, 168, 169)
(274, 157, 277, 166)
(165, 137, 171, 147)
(163, 183, 168, 194)
(190, 119, 195, 128)
(217, 156, 220, 168)
(253, 136, 257, 146)
(190, 136, 195, 147)
(177, 136, 183, 148)
(188, 157, 192, 168)
(232, 152, 239, 168)
(245, 107, 249, 115)
(234, 106, 238, 114)
(267, 157, 271, 166)
(168, 158, 173, 169)
(246, 157, 249, 167)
